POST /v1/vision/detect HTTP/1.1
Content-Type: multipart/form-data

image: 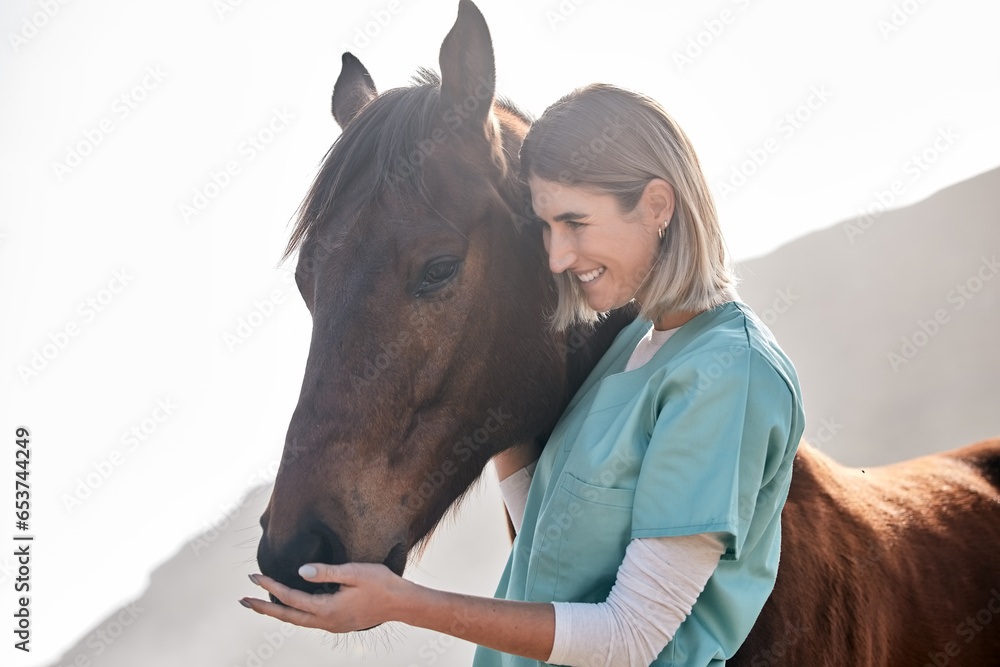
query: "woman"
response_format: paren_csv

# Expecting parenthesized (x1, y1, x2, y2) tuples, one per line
(242, 84, 805, 667)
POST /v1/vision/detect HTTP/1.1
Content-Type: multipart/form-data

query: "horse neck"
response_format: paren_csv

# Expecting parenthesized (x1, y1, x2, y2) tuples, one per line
(564, 304, 640, 394)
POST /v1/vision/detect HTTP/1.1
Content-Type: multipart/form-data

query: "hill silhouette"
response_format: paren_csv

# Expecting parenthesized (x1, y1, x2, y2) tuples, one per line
(736, 166, 999, 466)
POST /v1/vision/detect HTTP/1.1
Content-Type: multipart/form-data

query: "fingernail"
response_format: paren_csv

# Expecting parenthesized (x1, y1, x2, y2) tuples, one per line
(239, 599, 253, 609)
(248, 574, 260, 585)
(299, 564, 318, 578)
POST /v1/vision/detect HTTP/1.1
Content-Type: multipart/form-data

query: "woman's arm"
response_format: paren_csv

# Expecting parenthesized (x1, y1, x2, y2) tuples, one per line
(242, 531, 723, 666)
(242, 563, 555, 662)
(493, 442, 542, 534)
(492, 440, 541, 481)
(549, 533, 724, 667)
(498, 459, 537, 533)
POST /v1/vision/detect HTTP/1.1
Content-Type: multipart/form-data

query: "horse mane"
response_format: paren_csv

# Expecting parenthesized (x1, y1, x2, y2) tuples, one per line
(282, 68, 532, 262)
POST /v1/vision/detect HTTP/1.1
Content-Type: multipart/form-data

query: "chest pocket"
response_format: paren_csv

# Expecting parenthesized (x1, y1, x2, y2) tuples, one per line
(529, 473, 635, 604)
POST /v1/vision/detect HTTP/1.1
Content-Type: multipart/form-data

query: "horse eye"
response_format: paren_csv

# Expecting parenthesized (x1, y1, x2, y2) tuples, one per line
(416, 258, 461, 296)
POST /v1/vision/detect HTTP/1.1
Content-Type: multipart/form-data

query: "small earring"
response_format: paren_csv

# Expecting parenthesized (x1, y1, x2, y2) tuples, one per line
(658, 221, 667, 241)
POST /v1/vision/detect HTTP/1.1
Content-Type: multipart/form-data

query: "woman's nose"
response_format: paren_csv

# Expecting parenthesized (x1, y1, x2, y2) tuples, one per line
(544, 225, 576, 275)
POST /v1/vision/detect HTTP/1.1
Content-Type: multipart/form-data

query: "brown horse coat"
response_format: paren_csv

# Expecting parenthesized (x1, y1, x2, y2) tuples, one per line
(732, 440, 1000, 666)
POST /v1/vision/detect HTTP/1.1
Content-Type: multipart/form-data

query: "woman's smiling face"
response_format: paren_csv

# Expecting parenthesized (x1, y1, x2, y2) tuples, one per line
(529, 175, 672, 314)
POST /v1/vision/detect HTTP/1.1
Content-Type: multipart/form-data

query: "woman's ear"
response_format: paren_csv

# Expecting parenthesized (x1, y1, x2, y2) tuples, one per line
(643, 178, 676, 227)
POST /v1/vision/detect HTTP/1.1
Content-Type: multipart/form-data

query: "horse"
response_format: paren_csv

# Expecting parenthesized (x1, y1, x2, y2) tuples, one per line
(256, 1, 1000, 664)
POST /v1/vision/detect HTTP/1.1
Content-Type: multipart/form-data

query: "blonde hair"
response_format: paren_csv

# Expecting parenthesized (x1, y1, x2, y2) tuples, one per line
(520, 83, 738, 331)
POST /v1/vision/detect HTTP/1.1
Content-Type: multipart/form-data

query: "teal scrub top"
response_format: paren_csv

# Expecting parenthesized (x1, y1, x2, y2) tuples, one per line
(473, 301, 805, 667)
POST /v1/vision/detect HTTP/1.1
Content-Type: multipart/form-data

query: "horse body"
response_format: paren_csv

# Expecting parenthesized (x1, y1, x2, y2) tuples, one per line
(733, 440, 1000, 666)
(257, 1, 1000, 662)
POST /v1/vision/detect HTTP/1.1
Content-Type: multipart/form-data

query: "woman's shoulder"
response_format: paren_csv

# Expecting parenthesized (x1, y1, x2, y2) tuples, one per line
(653, 301, 802, 400)
(643, 301, 753, 360)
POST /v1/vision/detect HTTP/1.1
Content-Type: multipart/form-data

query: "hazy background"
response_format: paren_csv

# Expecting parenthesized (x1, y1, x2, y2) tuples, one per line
(1, 0, 998, 665)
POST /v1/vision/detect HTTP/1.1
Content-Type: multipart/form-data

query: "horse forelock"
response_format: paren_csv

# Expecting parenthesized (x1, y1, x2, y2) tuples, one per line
(283, 70, 532, 266)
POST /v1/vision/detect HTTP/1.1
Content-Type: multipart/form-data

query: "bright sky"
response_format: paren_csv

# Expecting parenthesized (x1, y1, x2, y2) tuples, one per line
(2, 0, 999, 664)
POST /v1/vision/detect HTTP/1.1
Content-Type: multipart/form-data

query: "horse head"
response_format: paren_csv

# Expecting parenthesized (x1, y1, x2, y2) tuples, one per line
(256, 0, 624, 596)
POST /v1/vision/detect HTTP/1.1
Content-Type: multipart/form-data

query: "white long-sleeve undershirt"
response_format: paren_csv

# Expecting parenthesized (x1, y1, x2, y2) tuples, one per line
(496, 322, 726, 667)
(498, 469, 724, 667)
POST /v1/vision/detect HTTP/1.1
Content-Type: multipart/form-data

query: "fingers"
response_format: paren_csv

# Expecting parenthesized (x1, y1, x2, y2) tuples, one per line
(242, 572, 358, 633)
(248, 573, 326, 614)
(298, 562, 356, 584)
(239, 596, 319, 628)
(242, 566, 400, 633)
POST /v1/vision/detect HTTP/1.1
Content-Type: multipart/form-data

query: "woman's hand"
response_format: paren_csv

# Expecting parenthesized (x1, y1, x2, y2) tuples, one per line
(241, 562, 412, 632)
(241, 561, 557, 662)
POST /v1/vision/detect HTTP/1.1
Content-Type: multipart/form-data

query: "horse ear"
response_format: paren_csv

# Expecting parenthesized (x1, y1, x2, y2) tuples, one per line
(438, 0, 496, 136)
(332, 52, 377, 129)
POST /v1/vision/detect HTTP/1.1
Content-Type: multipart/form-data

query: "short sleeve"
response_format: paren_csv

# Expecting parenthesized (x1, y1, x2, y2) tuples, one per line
(630, 342, 799, 561)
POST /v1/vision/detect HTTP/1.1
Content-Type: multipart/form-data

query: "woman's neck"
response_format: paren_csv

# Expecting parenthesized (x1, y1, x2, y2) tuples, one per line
(653, 309, 702, 331)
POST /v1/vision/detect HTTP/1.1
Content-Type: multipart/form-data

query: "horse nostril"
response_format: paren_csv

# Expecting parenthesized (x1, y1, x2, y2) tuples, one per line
(309, 521, 348, 567)
(296, 524, 347, 595)
(269, 520, 348, 596)
(257, 518, 349, 599)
